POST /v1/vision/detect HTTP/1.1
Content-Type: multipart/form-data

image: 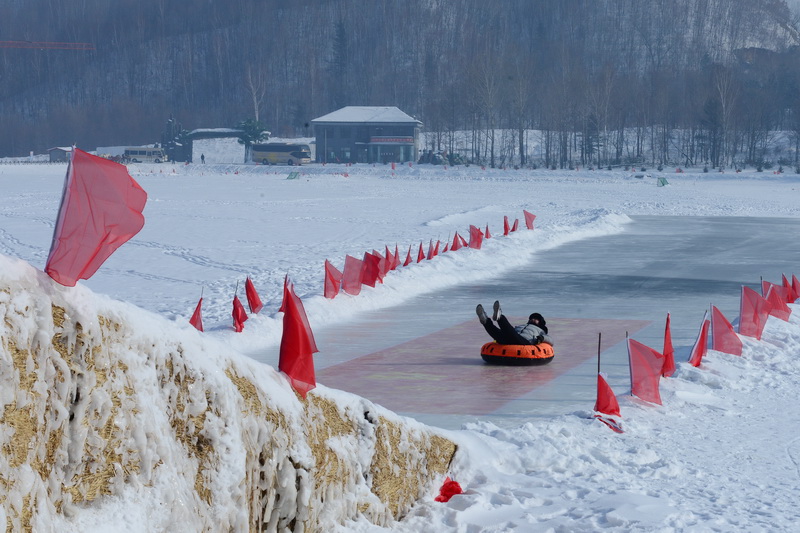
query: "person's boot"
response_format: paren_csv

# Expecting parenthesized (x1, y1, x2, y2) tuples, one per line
(476, 304, 488, 324)
(493, 300, 502, 321)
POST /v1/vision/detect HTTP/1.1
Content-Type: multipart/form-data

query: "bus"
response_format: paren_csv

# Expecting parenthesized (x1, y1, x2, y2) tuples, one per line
(123, 147, 166, 163)
(251, 143, 311, 165)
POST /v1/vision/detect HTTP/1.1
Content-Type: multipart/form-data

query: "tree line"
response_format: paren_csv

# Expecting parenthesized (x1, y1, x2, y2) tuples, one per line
(1, 0, 799, 168)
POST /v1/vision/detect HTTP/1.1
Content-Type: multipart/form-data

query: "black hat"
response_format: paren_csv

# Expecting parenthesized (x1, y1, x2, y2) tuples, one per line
(529, 313, 546, 326)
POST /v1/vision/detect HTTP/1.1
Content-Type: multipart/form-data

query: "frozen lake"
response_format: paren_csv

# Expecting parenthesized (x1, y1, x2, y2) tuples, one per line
(258, 216, 800, 429)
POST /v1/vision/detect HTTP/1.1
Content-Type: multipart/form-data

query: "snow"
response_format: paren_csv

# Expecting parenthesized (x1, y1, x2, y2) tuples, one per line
(2, 158, 800, 531)
(311, 106, 421, 124)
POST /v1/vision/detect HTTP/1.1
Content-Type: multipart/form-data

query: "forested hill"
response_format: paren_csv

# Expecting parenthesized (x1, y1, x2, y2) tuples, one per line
(1, 0, 798, 162)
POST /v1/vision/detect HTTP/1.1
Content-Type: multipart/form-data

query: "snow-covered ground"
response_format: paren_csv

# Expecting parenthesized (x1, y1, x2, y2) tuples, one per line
(2, 160, 800, 531)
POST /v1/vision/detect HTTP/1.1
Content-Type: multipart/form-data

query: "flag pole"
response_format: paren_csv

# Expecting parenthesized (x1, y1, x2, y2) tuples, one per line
(597, 332, 602, 374)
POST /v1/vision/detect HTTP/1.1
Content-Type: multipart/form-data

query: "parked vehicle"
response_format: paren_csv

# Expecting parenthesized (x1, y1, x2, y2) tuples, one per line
(123, 147, 166, 163)
(251, 143, 311, 165)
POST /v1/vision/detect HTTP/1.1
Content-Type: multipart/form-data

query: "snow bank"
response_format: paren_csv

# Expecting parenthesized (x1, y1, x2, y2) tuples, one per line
(0, 255, 457, 532)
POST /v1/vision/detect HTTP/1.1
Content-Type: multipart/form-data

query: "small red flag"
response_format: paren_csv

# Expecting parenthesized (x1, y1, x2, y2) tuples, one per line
(434, 477, 463, 502)
(324, 259, 343, 299)
(416, 242, 425, 263)
(662, 313, 675, 377)
(711, 305, 742, 356)
(451, 232, 463, 251)
(511, 218, 519, 232)
(402, 245, 412, 266)
(503, 216, 510, 236)
(245, 277, 264, 314)
(45, 148, 147, 286)
(442, 242, 450, 253)
(341, 255, 363, 295)
(393, 244, 400, 269)
(594, 373, 621, 417)
(371, 250, 387, 281)
(279, 276, 318, 398)
(782, 274, 795, 303)
(523, 210, 536, 230)
(232, 294, 248, 332)
(427, 239, 435, 260)
(688, 312, 710, 367)
(793, 274, 800, 302)
(433, 240, 440, 257)
(485, 224, 491, 239)
(739, 286, 770, 339)
(468, 225, 483, 249)
(189, 297, 204, 332)
(628, 338, 664, 405)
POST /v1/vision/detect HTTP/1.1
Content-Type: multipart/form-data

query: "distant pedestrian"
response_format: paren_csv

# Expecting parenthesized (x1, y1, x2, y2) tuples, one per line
(201, 154, 205, 164)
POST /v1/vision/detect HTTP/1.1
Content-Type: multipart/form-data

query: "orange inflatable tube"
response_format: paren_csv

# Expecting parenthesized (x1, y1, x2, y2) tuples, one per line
(480, 342, 555, 366)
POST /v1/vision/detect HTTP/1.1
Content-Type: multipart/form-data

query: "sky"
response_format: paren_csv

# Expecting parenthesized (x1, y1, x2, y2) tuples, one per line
(1, 156, 800, 531)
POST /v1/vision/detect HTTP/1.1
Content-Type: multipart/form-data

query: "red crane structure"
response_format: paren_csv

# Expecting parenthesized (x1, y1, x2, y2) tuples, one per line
(0, 41, 94, 50)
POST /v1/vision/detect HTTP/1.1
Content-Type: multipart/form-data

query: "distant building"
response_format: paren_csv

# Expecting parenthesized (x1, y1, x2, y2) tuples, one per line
(48, 147, 72, 162)
(311, 106, 422, 164)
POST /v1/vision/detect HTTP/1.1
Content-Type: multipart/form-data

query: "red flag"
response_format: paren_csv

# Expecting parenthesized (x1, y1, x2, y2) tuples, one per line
(485, 224, 491, 239)
(688, 312, 710, 367)
(393, 244, 400, 269)
(523, 210, 536, 230)
(711, 305, 742, 356)
(739, 286, 770, 339)
(433, 240, 440, 257)
(627, 338, 664, 405)
(451, 232, 463, 251)
(417, 242, 426, 263)
(245, 277, 264, 314)
(442, 242, 450, 253)
(324, 259, 343, 299)
(427, 240, 435, 260)
(793, 274, 800, 302)
(279, 276, 318, 398)
(371, 250, 388, 281)
(511, 219, 519, 232)
(403, 245, 413, 267)
(594, 373, 621, 417)
(662, 313, 675, 377)
(361, 252, 381, 287)
(765, 286, 791, 321)
(434, 477, 463, 503)
(782, 274, 795, 302)
(341, 254, 363, 295)
(45, 148, 147, 286)
(384, 245, 393, 271)
(503, 216, 510, 236)
(189, 297, 204, 332)
(232, 294, 248, 332)
(468, 225, 483, 250)
(458, 233, 468, 247)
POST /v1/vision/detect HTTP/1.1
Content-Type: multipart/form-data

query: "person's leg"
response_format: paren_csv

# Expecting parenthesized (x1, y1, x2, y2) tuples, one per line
(482, 320, 508, 343)
(497, 315, 531, 345)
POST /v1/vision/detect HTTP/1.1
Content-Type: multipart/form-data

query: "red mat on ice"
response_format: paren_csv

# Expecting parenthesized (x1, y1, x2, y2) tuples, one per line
(317, 317, 650, 415)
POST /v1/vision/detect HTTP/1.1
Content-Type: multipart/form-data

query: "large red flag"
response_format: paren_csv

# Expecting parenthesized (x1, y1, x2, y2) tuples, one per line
(324, 259, 343, 299)
(189, 297, 204, 332)
(45, 148, 147, 286)
(503, 216, 510, 236)
(739, 286, 770, 339)
(245, 277, 264, 314)
(711, 305, 742, 356)
(594, 373, 621, 417)
(360, 252, 381, 287)
(341, 254, 363, 295)
(688, 312, 710, 367)
(232, 294, 248, 332)
(468, 225, 483, 250)
(279, 276, 318, 398)
(523, 210, 536, 230)
(662, 312, 675, 377)
(628, 338, 664, 405)
(765, 286, 791, 321)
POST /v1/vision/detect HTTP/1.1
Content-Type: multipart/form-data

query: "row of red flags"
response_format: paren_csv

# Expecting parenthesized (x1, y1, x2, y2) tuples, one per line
(594, 273, 799, 430)
(324, 210, 537, 298)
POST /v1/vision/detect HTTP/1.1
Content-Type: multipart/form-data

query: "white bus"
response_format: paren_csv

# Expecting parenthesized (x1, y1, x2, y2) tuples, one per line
(251, 143, 311, 165)
(123, 147, 166, 163)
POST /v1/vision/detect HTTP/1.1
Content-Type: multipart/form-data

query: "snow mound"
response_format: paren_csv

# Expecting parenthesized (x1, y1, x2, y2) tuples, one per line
(0, 255, 456, 532)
